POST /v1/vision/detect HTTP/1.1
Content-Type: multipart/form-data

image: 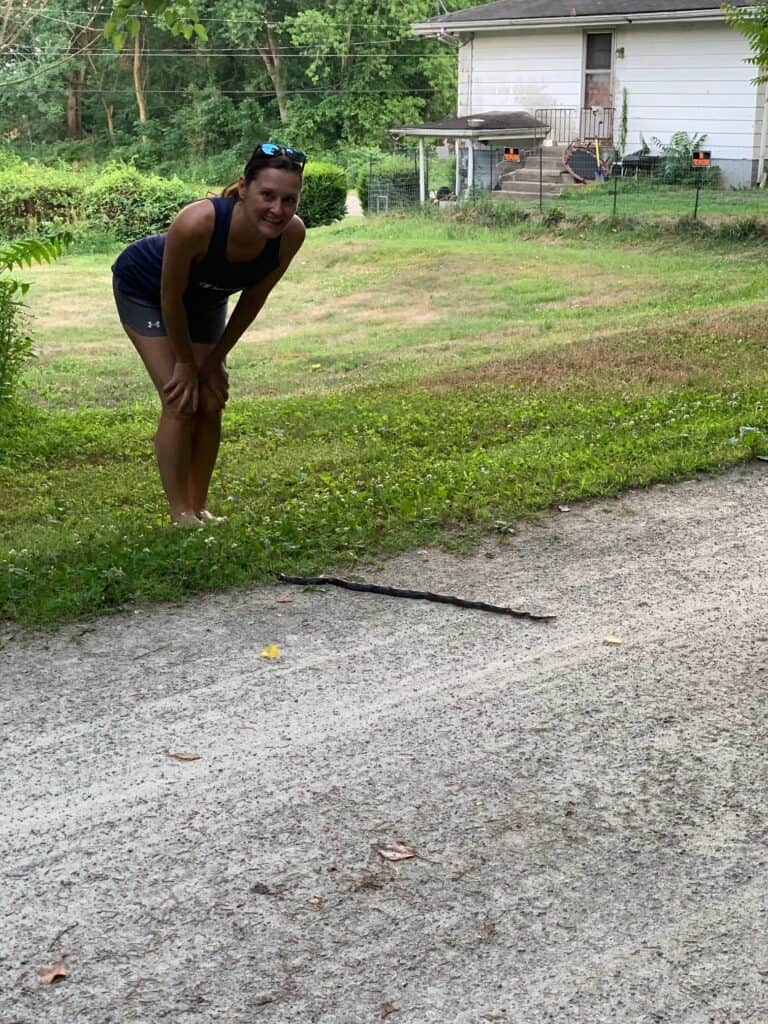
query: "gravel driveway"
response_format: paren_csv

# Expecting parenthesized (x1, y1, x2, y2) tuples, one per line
(2, 463, 767, 1023)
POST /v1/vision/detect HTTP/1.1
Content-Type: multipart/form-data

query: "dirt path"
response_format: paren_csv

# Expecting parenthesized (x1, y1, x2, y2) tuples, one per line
(2, 463, 767, 1023)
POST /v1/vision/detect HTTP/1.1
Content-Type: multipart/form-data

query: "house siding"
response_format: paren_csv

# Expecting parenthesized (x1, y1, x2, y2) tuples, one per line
(612, 23, 756, 161)
(459, 22, 760, 183)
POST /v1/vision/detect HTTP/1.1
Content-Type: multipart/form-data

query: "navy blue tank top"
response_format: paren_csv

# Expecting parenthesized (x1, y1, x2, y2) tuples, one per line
(112, 196, 282, 310)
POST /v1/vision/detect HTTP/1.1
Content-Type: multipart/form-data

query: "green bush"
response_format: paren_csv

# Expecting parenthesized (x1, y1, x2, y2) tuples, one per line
(298, 161, 347, 229)
(83, 165, 200, 242)
(651, 131, 722, 187)
(0, 235, 69, 402)
(357, 154, 419, 213)
(0, 164, 85, 237)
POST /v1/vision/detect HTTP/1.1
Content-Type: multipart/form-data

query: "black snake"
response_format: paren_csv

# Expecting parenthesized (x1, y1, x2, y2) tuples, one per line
(276, 574, 555, 622)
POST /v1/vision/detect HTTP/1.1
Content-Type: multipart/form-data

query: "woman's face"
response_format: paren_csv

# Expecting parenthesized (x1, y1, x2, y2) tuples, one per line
(238, 167, 302, 238)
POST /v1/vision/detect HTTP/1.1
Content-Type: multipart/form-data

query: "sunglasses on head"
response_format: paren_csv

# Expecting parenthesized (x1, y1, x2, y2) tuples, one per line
(253, 142, 307, 168)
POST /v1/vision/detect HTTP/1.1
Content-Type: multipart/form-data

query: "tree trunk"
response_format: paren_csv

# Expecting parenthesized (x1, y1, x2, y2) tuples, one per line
(66, 68, 84, 139)
(256, 26, 289, 124)
(133, 30, 148, 123)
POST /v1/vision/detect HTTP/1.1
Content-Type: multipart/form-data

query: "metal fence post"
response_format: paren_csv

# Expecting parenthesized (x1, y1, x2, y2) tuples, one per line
(693, 172, 702, 220)
(612, 173, 618, 218)
(539, 145, 543, 213)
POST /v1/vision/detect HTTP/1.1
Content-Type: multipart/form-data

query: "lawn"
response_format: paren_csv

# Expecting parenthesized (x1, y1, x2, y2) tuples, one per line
(521, 177, 768, 221)
(2, 213, 767, 624)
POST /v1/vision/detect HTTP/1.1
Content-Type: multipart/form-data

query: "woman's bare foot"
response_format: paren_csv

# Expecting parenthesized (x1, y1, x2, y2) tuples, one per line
(197, 509, 228, 524)
(171, 510, 204, 527)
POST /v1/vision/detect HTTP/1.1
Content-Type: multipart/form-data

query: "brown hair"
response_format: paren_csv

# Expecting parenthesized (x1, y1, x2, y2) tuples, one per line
(221, 148, 304, 200)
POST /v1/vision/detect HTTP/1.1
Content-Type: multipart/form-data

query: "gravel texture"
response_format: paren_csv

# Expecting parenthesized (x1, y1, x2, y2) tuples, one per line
(2, 463, 767, 1024)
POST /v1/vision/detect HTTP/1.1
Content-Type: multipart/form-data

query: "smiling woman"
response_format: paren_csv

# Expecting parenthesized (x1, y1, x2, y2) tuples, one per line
(111, 143, 306, 526)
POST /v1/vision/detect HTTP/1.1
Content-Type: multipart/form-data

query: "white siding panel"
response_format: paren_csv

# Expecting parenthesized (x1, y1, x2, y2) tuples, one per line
(462, 30, 583, 115)
(613, 23, 757, 157)
(457, 22, 759, 158)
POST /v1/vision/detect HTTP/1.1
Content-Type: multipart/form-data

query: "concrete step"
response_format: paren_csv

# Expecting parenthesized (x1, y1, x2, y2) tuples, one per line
(498, 179, 564, 196)
(493, 189, 562, 202)
(503, 168, 565, 184)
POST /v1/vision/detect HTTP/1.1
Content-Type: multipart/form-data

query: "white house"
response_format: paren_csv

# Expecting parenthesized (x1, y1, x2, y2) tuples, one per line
(411, 0, 765, 187)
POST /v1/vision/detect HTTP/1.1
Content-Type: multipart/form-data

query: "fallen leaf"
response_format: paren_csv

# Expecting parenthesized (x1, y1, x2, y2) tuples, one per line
(377, 842, 416, 862)
(381, 1002, 399, 1018)
(260, 644, 281, 659)
(275, 596, 293, 604)
(602, 636, 622, 646)
(557, 505, 571, 512)
(310, 363, 323, 370)
(38, 960, 67, 984)
(308, 896, 323, 906)
(166, 751, 202, 761)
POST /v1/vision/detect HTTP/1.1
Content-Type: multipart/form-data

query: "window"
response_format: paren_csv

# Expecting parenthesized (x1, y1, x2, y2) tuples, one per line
(584, 32, 613, 109)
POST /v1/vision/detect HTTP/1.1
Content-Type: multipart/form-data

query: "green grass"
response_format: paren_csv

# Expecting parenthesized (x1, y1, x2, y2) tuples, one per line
(2, 214, 767, 624)
(548, 178, 768, 221)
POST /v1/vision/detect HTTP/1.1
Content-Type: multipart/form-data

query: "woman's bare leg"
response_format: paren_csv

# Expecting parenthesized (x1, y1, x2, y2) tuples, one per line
(188, 404, 223, 517)
(123, 326, 202, 524)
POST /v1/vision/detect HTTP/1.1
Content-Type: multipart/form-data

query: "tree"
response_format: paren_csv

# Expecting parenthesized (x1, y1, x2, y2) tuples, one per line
(723, 4, 768, 84)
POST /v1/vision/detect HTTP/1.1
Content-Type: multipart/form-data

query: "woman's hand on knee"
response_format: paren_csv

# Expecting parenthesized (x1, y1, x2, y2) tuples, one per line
(163, 360, 199, 414)
(199, 362, 229, 412)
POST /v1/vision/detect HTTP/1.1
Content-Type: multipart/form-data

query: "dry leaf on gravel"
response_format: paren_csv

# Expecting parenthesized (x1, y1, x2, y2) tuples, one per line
(260, 644, 281, 659)
(377, 842, 416, 862)
(165, 751, 202, 761)
(38, 960, 67, 984)
(275, 596, 294, 604)
(381, 1002, 399, 1018)
(602, 636, 622, 646)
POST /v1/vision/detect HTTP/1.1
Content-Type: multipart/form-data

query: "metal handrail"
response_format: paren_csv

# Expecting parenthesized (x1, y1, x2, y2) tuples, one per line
(535, 107, 615, 144)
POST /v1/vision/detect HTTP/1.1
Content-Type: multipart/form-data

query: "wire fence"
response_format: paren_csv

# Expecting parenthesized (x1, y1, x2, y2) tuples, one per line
(364, 147, 768, 224)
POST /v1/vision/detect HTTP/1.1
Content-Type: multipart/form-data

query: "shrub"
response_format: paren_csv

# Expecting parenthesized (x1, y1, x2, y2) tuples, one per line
(298, 161, 347, 228)
(0, 165, 85, 237)
(358, 155, 419, 213)
(0, 235, 70, 403)
(651, 131, 722, 187)
(83, 165, 200, 241)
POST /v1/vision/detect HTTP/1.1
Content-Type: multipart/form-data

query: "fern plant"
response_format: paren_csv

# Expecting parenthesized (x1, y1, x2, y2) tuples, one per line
(0, 233, 70, 403)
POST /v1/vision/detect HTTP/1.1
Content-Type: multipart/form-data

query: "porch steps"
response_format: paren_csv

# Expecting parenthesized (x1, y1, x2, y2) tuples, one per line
(494, 144, 571, 202)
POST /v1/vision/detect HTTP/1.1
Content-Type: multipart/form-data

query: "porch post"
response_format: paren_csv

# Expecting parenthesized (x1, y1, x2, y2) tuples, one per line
(418, 137, 426, 203)
(455, 140, 462, 197)
(467, 138, 475, 196)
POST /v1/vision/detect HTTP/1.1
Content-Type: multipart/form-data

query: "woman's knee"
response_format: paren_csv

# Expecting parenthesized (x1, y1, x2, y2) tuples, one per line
(198, 389, 226, 418)
(160, 399, 196, 423)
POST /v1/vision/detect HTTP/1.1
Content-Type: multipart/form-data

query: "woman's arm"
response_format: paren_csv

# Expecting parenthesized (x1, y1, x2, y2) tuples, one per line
(199, 216, 306, 387)
(160, 200, 215, 412)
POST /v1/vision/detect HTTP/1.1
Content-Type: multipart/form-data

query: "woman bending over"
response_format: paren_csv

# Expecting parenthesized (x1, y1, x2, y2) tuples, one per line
(112, 142, 306, 525)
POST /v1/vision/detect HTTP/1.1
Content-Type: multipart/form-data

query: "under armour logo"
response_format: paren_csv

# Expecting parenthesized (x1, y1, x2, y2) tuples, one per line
(147, 320, 161, 329)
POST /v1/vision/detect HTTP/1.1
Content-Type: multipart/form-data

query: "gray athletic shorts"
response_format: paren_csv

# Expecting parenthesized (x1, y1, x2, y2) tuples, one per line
(112, 278, 227, 345)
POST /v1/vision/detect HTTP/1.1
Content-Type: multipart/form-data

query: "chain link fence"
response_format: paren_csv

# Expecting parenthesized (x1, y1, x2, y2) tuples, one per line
(363, 144, 768, 224)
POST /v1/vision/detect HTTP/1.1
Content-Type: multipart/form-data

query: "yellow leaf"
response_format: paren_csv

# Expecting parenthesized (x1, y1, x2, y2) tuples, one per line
(260, 644, 281, 659)
(602, 635, 622, 646)
(166, 751, 202, 761)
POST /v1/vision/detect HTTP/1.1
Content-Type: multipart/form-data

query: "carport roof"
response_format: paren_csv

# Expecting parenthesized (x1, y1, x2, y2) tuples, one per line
(390, 110, 549, 139)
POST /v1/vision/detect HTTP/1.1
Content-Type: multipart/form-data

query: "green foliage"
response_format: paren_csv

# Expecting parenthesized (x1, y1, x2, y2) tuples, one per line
(0, 234, 70, 402)
(358, 154, 419, 212)
(298, 162, 347, 228)
(83, 165, 200, 240)
(0, 164, 86, 237)
(651, 132, 722, 186)
(723, 3, 768, 84)
(452, 195, 531, 227)
(104, 0, 208, 47)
